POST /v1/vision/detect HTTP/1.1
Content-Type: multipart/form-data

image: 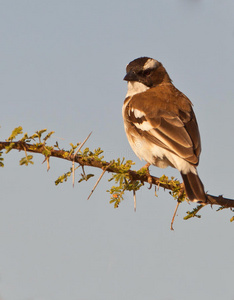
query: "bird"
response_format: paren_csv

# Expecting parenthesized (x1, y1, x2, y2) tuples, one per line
(122, 57, 207, 203)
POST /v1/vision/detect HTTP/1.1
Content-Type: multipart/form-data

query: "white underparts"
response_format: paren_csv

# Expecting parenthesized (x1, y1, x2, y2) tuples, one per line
(127, 133, 197, 174)
(125, 81, 149, 98)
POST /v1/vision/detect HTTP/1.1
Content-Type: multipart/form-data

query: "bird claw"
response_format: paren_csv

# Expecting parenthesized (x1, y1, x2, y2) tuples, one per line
(139, 163, 153, 189)
(147, 177, 153, 189)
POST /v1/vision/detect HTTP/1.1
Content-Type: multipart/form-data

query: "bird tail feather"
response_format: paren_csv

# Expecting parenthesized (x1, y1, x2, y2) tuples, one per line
(181, 171, 207, 203)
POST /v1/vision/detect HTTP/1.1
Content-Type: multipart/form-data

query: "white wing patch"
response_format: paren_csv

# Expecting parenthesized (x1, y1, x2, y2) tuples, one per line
(131, 108, 145, 118)
(134, 121, 153, 131)
(129, 108, 153, 131)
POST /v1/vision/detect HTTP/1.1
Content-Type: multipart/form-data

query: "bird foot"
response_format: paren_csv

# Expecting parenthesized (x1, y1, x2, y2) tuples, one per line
(139, 163, 153, 189)
(178, 182, 186, 201)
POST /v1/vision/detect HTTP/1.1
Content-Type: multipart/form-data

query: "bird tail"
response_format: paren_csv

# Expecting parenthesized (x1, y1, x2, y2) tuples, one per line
(181, 171, 207, 203)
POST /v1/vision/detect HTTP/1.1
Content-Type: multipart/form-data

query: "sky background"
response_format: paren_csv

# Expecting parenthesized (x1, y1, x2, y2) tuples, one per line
(1, 1, 234, 300)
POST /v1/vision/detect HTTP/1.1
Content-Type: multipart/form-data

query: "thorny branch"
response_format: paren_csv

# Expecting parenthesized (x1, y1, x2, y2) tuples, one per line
(0, 139, 234, 209)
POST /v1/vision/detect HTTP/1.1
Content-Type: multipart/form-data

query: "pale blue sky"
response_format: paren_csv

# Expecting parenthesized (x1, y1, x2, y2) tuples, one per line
(1, 1, 234, 300)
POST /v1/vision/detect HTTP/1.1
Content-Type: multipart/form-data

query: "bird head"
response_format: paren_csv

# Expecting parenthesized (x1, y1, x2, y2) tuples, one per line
(124, 57, 171, 88)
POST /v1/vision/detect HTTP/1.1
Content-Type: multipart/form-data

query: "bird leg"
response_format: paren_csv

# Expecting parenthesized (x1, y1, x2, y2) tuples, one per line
(139, 163, 153, 189)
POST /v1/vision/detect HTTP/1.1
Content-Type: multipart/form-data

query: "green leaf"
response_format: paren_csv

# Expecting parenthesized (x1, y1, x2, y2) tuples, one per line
(19, 155, 34, 166)
(107, 163, 143, 208)
(184, 205, 203, 220)
(42, 146, 52, 157)
(55, 170, 72, 185)
(55, 166, 80, 185)
(43, 131, 55, 142)
(78, 173, 94, 183)
(69, 143, 80, 155)
(29, 129, 47, 142)
(54, 141, 59, 149)
(20, 133, 30, 142)
(7, 126, 23, 141)
(216, 206, 225, 212)
(5, 143, 15, 154)
(36, 129, 47, 142)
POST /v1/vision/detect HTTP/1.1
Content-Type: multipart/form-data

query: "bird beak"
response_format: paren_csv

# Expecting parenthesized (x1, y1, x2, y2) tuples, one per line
(123, 70, 138, 81)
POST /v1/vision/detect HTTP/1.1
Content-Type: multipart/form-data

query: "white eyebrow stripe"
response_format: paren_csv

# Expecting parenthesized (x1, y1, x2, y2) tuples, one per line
(143, 58, 158, 70)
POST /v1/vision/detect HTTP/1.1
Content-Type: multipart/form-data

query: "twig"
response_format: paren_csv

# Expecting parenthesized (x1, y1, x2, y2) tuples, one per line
(72, 132, 92, 187)
(23, 146, 28, 160)
(87, 162, 113, 200)
(170, 201, 180, 231)
(46, 157, 50, 171)
(81, 165, 87, 180)
(74, 132, 92, 157)
(133, 190, 136, 212)
(155, 185, 158, 197)
(41, 156, 50, 171)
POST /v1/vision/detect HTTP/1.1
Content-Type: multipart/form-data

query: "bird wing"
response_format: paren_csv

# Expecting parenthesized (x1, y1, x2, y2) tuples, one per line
(125, 85, 201, 165)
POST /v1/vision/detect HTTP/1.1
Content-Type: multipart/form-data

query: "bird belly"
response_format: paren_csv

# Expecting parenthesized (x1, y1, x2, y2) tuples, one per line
(126, 129, 196, 174)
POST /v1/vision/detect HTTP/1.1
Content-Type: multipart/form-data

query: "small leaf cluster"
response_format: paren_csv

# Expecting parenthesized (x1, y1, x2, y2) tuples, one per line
(3, 127, 56, 165)
(159, 175, 186, 202)
(7, 126, 23, 142)
(5, 125, 23, 154)
(184, 205, 203, 220)
(55, 145, 104, 185)
(55, 168, 73, 185)
(78, 173, 95, 183)
(79, 147, 104, 162)
(107, 158, 143, 208)
(19, 155, 34, 166)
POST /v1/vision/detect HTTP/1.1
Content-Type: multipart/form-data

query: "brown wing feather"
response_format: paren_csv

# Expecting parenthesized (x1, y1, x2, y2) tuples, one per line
(126, 84, 201, 166)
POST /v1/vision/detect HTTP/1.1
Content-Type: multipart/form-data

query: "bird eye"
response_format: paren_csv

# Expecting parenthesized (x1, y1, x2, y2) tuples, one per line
(143, 69, 151, 76)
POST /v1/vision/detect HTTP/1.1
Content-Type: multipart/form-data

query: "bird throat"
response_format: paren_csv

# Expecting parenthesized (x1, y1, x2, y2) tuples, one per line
(125, 81, 149, 98)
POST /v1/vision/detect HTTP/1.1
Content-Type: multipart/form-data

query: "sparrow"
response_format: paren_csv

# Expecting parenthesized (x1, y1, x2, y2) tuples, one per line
(122, 57, 207, 203)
